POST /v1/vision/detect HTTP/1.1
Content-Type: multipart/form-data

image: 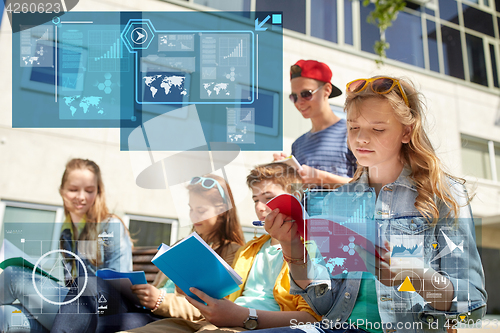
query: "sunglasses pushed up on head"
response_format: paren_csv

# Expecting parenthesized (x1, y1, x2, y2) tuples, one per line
(190, 176, 226, 203)
(346, 77, 410, 107)
(289, 85, 324, 104)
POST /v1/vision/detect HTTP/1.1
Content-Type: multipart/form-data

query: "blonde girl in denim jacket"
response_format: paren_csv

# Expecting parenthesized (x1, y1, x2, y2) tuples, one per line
(0, 158, 133, 333)
(261, 76, 487, 333)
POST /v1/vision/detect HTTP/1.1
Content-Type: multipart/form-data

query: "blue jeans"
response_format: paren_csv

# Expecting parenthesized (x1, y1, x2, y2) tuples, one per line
(50, 276, 160, 333)
(1, 266, 68, 332)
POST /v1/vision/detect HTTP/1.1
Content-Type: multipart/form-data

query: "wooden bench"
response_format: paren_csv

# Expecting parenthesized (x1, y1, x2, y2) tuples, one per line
(132, 246, 159, 283)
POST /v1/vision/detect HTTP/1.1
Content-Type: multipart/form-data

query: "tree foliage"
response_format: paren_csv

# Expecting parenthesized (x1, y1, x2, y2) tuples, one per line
(362, 0, 407, 62)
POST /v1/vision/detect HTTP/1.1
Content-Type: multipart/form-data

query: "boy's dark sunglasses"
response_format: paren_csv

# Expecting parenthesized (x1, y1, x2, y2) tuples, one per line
(189, 176, 226, 203)
(289, 85, 323, 103)
(346, 77, 410, 107)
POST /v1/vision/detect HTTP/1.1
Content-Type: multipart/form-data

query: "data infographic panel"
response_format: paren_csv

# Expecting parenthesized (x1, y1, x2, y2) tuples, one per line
(12, 11, 283, 151)
(1, 222, 127, 322)
(301, 188, 479, 329)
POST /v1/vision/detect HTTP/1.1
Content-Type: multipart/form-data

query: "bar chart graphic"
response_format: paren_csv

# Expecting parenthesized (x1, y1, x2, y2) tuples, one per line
(339, 199, 366, 225)
(322, 193, 372, 225)
(88, 30, 129, 72)
(222, 39, 243, 59)
(219, 37, 247, 67)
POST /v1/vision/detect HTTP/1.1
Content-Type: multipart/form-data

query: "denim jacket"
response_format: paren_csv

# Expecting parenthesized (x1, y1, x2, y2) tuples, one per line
(60, 216, 133, 282)
(290, 168, 487, 333)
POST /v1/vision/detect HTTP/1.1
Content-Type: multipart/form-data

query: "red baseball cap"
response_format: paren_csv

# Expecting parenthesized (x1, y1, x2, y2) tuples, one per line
(290, 59, 342, 98)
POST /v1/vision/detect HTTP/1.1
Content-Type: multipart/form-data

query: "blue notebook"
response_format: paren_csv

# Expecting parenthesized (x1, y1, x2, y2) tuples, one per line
(152, 232, 242, 303)
(96, 269, 147, 285)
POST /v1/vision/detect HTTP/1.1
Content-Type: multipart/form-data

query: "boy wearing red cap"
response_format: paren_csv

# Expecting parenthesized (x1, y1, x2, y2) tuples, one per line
(274, 60, 356, 186)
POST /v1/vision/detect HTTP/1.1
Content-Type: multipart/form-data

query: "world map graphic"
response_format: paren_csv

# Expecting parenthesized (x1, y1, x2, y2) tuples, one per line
(203, 82, 230, 97)
(63, 96, 104, 116)
(143, 74, 187, 101)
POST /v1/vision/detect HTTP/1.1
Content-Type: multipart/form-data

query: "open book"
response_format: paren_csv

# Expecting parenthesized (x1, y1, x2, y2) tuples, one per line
(0, 257, 60, 281)
(0, 239, 60, 281)
(267, 193, 383, 276)
(151, 232, 242, 303)
(272, 155, 303, 170)
(96, 269, 147, 304)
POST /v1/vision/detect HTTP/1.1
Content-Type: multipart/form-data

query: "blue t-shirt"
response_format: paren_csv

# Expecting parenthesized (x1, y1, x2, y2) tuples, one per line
(292, 119, 357, 178)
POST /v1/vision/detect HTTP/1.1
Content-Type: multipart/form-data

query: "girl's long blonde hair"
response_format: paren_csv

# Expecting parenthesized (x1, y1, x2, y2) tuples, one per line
(345, 76, 466, 222)
(60, 158, 128, 266)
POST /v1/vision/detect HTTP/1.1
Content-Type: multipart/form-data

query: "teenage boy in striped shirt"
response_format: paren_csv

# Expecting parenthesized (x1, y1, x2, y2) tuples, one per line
(274, 60, 356, 187)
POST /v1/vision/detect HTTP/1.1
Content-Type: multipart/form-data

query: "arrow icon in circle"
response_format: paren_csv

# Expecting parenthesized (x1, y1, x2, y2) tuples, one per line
(131, 27, 148, 44)
(255, 15, 271, 31)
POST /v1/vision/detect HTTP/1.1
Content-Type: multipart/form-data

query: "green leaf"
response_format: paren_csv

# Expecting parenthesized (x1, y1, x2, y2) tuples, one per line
(359, 0, 406, 59)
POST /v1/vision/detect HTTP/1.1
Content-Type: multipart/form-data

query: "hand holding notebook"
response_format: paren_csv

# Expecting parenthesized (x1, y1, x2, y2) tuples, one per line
(265, 193, 384, 276)
(151, 232, 242, 303)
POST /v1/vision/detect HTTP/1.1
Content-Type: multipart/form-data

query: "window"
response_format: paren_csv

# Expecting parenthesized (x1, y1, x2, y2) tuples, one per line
(462, 4, 494, 37)
(0, 201, 64, 261)
(461, 134, 500, 181)
(360, 2, 379, 55)
(125, 214, 178, 247)
(439, 0, 460, 24)
(385, 10, 424, 68)
(344, 0, 354, 45)
(311, 0, 338, 43)
(427, 20, 440, 72)
(489, 43, 499, 87)
(442, 25, 465, 79)
(466, 33, 488, 86)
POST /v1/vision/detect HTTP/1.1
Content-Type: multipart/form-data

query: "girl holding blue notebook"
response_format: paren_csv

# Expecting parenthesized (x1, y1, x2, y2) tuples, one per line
(50, 174, 245, 332)
(130, 174, 245, 318)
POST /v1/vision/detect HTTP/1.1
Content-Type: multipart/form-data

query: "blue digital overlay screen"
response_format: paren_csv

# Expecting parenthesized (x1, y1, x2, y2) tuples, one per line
(1, 222, 125, 316)
(302, 188, 482, 321)
(12, 11, 283, 151)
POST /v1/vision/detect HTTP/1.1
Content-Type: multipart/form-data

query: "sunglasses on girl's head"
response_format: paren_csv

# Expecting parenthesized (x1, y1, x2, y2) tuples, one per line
(346, 77, 410, 107)
(190, 176, 226, 203)
(289, 85, 323, 103)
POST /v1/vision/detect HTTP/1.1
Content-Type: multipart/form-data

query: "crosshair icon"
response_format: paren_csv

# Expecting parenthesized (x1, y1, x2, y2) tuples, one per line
(32, 249, 88, 306)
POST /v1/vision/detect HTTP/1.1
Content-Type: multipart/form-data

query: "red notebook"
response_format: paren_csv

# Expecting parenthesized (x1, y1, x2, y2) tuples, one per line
(266, 194, 383, 276)
(266, 194, 307, 238)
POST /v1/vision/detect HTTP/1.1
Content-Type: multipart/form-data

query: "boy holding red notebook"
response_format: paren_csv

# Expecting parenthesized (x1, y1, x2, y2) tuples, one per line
(122, 162, 320, 332)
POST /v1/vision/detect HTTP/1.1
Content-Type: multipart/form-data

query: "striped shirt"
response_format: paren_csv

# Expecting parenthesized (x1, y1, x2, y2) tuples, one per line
(292, 119, 357, 178)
